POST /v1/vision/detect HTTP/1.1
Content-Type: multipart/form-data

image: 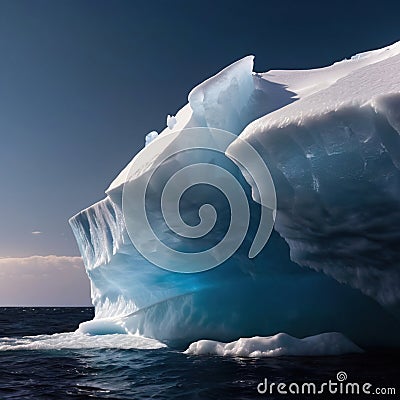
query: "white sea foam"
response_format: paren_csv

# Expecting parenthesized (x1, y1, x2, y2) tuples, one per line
(0, 331, 166, 351)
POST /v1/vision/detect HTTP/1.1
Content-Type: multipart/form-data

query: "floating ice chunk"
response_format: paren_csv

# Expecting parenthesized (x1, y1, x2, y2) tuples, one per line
(167, 114, 177, 129)
(184, 332, 363, 357)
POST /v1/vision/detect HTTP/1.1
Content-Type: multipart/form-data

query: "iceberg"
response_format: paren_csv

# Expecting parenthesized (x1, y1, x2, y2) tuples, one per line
(70, 41, 400, 350)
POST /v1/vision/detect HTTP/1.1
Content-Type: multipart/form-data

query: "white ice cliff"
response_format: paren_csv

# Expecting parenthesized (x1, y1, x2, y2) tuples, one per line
(70, 41, 400, 349)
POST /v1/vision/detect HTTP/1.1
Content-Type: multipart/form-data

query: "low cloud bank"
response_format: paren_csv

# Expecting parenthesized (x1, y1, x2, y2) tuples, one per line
(0, 255, 92, 306)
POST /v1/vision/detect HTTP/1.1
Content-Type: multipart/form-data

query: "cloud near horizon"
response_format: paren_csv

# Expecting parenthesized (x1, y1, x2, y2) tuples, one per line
(0, 255, 92, 306)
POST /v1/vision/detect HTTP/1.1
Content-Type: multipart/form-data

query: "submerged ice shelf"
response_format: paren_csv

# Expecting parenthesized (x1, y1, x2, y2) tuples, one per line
(70, 41, 400, 351)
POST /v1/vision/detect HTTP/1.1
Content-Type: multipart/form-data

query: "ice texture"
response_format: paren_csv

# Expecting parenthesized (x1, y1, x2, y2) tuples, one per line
(145, 131, 158, 146)
(70, 41, 400, 350)
(185, 332, 362, 357)
(166, 115, 177, 130)
(229, 42, 400, 308)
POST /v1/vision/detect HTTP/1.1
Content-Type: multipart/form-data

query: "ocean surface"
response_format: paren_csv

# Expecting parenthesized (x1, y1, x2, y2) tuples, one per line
(0, 308, 398, 399)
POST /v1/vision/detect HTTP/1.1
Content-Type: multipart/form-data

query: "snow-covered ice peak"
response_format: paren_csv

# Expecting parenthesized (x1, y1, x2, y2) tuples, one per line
(244, 40, 400, 132)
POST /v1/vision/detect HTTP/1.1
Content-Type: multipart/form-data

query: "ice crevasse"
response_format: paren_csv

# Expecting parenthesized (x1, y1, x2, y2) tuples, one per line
(70, 41, 400, 351)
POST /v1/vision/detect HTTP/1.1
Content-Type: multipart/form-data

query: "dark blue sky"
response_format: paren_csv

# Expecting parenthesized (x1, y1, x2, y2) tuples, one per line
(0, 0, 399, 257)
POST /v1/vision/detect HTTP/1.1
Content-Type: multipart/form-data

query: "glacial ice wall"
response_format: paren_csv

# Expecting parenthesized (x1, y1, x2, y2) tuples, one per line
(230, 43, 400, 308)
(70, 42, 400, 347)
(231, 97, 400, 308)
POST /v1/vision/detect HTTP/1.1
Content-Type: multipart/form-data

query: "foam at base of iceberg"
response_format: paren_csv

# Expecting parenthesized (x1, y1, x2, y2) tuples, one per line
(70, 41, 400, 349)
(185, 332, 362, 357)
(0, 331, 361, 358)
(0, 332, 165, 351)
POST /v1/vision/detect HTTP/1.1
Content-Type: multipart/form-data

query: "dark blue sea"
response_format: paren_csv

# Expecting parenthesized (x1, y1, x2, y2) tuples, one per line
(0, 308, 398, 399)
